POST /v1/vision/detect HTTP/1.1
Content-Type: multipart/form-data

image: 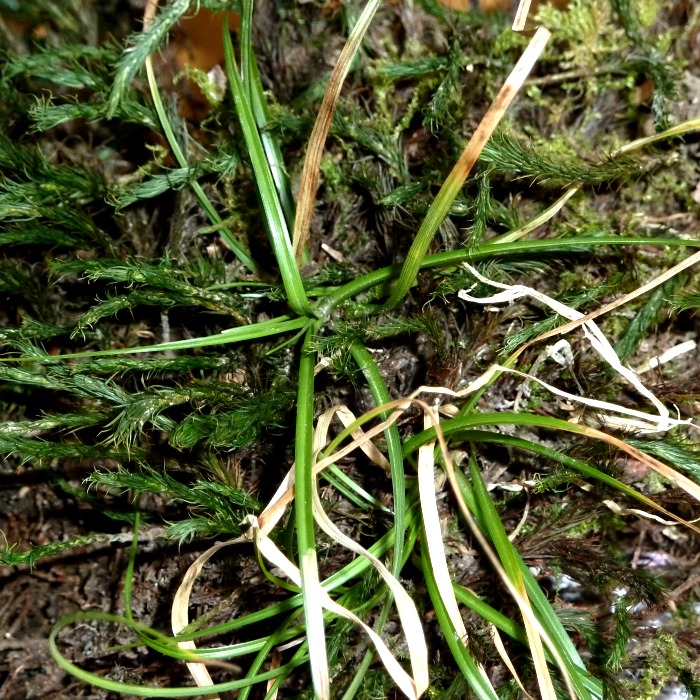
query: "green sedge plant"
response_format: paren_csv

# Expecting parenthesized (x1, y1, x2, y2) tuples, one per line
(1, 0, 699, 698)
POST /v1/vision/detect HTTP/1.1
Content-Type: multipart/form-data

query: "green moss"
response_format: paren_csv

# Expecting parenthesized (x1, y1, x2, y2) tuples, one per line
(641, 167, 694, 209)
(537, 0, 625, 72)
(625, 633, 693, 700)
(635, 0, 660, 27)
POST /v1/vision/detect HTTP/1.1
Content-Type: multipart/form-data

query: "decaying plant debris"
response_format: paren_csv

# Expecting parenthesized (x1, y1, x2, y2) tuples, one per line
(1, 0, 700, 698)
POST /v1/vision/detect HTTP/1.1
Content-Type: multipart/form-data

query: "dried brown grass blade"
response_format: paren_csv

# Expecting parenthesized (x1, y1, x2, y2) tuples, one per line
(265, 649, 282, 700)
(570, 424, 700, 532)
(444, 25, 550, 195)
(291, 0, 382, 262)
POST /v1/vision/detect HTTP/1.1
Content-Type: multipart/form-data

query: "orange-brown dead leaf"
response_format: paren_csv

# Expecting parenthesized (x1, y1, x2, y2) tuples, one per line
(173, 8, 240, 73)
(151, 7, 240, 122)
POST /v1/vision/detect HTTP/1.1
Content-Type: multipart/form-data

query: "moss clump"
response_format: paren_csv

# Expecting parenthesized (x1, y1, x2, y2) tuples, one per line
(625, 632, 699, 700)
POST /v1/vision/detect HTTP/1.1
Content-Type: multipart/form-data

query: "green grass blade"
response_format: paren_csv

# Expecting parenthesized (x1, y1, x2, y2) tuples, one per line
(405, 417, 677, 699)
(144, 29, 257, 272)
(383, 29, 549, 310)
(241, 0, 296, 232)
(326, 236, 700, 310)
(453, 583, 527, 645)
(0, 316, 309, 362)
(223, 26, 312, 317)
(403, 414, 700, 518)
(294, 325, 328, 696)
(447, 429, 670, 514)
(468, 459, 593, 700)
(237, 612, 297, 700)
(420, 534, 500, 700)
(49, 611, 306, 697)
(240, 0, 254, 101)
(349, 340, 406, 575)
(453, 582, 602, 698)
(323, 463, 392, 512)
(404, 411, 657, 460)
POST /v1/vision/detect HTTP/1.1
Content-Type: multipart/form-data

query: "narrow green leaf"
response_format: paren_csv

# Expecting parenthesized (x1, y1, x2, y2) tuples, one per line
(49, 612, 306, 697)
(468, 460, 593, 700)
(349, 340, 406, 574)
(145, 42, 258, 272)
(223, 26, 312, 317)
(383, 28, 550, 309)
(240, 0, 296, 231)
(420, 535, 500, 700)
(294, 326, 328, 695)
(326, 236, 700, 311)
(0, 316, 309, 362)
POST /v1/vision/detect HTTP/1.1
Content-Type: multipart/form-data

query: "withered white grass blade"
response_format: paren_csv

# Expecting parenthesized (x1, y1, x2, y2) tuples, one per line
(246, 519, 330, 697)
(252, 410, 406, 544)
(532, 248, 700, 347)
(257, 468, 296, 535)
(172, 539, 238, 697)
(313, 405, 409, 474)
(299, 547, 329, 699)
(518, 583, 557, 699)
(416, 413, 496, 691)
(469, 24, 549, 151)
(487, 364, 690, 433)
(602, 500, 699, 526)
(512, 0, 534, 31)
(634, 339, 697, 374)
(312, 483, 429, 697)
(507, 489, 530, 542)
(417, 420, 468, 641)
(459, 264, 676, 431)
(314, 405, 389, 469)
(313, 406, 427, 694)
(333, 405, 391, 469)
(249, 517, 425, 699)
(249, 517, 302, 584)
(313, 406, 340, 455)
